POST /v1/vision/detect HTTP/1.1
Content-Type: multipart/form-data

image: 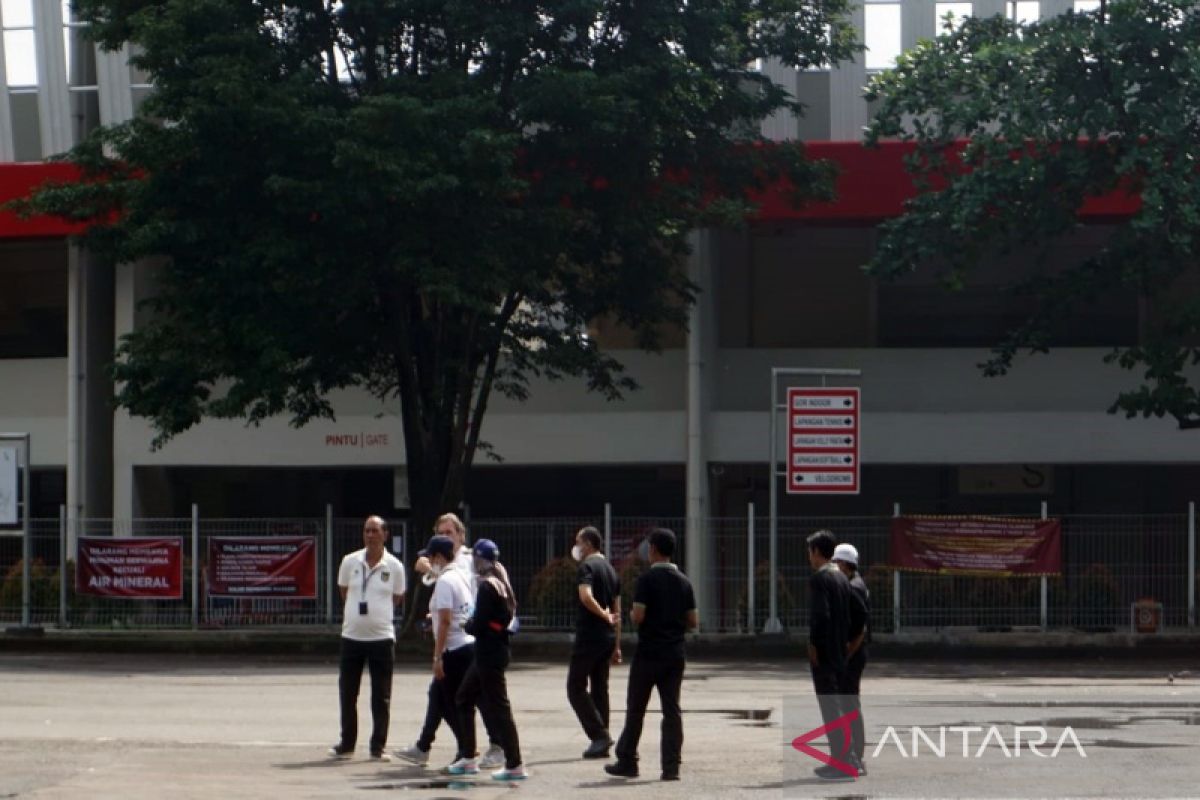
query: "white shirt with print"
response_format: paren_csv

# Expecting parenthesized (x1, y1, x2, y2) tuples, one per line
(338, 548, 406, 641)
(430, 567, 475, 652)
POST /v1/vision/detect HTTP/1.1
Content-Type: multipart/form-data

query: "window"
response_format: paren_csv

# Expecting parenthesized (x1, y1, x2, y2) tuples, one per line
(2, 0, 38, 87)
(864, 3, 902, 71)
(1073, 0, 1101, 11)
(934, 2, 973, 32)
(0, 242, 69, 359)
(1008, 1, 1039, 24)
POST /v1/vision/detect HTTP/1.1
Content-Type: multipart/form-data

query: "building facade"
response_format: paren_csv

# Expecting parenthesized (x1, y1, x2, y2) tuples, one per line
(3, 0, 1196, 625)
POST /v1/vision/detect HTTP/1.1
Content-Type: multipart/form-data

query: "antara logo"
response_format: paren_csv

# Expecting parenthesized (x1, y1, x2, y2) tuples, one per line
(791, 709, 860, 778)
(872, 725, 1088, 759)
(791, 712, 1088, 778)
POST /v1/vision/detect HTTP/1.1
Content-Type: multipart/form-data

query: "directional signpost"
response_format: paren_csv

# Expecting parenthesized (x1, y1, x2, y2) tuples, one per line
(765, 369, 862, 634)
(786, 388, 860, 494)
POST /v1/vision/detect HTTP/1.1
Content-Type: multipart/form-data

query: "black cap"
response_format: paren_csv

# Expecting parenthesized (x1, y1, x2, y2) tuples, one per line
(419, 535, 455, 559)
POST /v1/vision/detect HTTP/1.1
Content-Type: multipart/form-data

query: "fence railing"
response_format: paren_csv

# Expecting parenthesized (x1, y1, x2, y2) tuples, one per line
(1, 508, 1195, 633)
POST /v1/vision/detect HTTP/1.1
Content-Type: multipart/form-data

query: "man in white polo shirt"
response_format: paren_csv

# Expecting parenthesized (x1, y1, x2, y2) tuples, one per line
(329, 515, 406, 760)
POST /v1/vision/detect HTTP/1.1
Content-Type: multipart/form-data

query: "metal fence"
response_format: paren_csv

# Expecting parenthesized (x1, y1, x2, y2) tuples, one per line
(1, 508, 1195, 633)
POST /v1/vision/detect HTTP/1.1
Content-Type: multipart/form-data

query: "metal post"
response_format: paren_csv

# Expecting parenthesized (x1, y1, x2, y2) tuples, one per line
(1040, 501, 1049, 631)
(747, 501, 755, 634)
(893, 502, 901, 634)
(604, 503, 612, 556)
(190, 504, 199, 630)
(59, 504, 67, 628)
(21, 436, 31, 628)
(1189, 502, 1196, 628)
(325, 504, 334, 625)
(766, 372, 781, 634)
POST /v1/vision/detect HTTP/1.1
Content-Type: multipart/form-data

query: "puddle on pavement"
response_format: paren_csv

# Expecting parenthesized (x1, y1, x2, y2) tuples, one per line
(361, 780, 519, 791)
(681, 708, 772, 721)
(678, 708, 774, 725)
(1085, 739, 1191, 749)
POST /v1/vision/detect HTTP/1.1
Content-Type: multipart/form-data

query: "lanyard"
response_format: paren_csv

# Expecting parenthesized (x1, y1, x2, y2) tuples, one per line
(361, 556, 383, 596)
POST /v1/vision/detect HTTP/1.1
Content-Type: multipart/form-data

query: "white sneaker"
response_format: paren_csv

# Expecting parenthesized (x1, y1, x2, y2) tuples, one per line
(394, 742, 430, 766)
(445, 756, 479, 775)
(478, 744, 505, 768)
(492, 764, 528, 781)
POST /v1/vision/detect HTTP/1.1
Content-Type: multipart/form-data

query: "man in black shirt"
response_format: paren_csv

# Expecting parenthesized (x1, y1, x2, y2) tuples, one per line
(807, 529, 865, 780)
(833, 542, 870, 774)
(568, 526, 622, 759)
(606, 528, 697, 782)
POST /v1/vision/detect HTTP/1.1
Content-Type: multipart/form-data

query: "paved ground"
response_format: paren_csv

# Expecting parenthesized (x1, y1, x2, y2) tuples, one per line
(1, 652, 1198, 799)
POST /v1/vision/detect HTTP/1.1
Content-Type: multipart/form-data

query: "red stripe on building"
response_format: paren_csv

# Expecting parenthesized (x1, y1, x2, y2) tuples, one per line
(0, 141, 1141, 239)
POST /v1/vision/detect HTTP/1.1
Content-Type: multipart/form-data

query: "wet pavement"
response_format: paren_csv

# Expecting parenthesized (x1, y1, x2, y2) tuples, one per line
(1, 652, 1198, 798)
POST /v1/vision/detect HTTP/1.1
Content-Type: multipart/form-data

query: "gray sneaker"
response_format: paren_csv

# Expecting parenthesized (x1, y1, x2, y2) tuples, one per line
(478, 744, 505, 769)
(394, 742, 430, 766)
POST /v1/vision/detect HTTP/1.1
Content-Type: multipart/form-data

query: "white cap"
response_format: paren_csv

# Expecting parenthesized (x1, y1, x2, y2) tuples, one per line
(832, 543, 859, 567)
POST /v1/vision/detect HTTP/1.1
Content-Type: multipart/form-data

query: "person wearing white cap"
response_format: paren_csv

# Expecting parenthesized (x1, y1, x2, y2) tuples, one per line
(832, 542, 870, 775)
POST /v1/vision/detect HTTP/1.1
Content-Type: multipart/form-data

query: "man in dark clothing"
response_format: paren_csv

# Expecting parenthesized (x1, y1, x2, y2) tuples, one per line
(833, 542, 870, 774)
(606, 528, 697, 782)
(454, 539, 527, 781)
(568, 525, 622, 759)
(806, 529, 865, 780)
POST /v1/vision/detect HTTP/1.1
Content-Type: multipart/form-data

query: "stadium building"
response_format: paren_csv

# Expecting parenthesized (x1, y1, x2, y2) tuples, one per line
(3, 0, 1197, 623)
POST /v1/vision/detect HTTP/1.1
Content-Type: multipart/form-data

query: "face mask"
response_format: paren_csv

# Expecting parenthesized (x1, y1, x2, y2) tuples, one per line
(637, 540, 650, 562)
(571, 545, 584, 562)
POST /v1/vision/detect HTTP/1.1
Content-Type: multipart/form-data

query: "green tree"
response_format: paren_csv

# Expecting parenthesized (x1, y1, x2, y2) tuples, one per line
(865, 0, 1200, 427)
(20, 0, 855, 532)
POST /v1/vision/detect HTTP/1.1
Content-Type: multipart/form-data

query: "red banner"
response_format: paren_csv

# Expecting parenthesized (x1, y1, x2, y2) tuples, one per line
(76, 537, 184, 598)
(890, 516, 1062, 575)
(206, 537, 317, 598)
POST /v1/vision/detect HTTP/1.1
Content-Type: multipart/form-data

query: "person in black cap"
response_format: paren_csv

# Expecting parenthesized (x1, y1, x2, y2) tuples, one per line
(606, 527, 697, 782)
(408, 534, 480, 773)
(396, 514, 505, 769)
(453, 539, 528, 781)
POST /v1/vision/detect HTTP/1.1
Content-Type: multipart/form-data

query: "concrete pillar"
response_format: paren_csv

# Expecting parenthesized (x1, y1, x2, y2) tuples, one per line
(66, 246, 114, 548)
(0, 20, 15, 160)
(112, 260, 137, 524)
(685, 229, 717, 630)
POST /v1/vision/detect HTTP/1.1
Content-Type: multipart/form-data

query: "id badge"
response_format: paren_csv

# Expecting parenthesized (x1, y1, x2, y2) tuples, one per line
(358, 602, 369, 615)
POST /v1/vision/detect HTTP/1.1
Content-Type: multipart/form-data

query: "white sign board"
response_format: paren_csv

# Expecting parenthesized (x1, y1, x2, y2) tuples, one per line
(0, 445, 17, 525)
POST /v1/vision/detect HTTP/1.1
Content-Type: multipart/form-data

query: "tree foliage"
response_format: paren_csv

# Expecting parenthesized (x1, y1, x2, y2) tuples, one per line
(19, 0, 855, 529)
(865, 0, 1200, 428)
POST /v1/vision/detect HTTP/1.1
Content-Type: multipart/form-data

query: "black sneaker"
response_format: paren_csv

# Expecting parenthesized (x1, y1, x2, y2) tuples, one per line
(661, 771, 680, 781)
(583, 737, 613, 759)
(604, 761, 639, 778)
(849, 755, 867, 777)
(327, 744, 353, 760)
(813, 764, 854, 781)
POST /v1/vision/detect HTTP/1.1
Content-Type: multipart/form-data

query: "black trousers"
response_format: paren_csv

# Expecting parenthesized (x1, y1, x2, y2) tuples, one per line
(843, 648, 867, 760)
(810, 661, 852, 761)
(338, 637, 394, 754)
(457, 658, 522, 769)
(567, 640, 615, 740)
(417, 645, 499, 752)
(614, 654, 685, 773)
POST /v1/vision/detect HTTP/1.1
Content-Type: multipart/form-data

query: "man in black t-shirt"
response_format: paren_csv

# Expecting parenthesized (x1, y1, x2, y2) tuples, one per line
(605, 528, 697, 782)
(568, 526, 622, 759)
(807, 529, 865, 781)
